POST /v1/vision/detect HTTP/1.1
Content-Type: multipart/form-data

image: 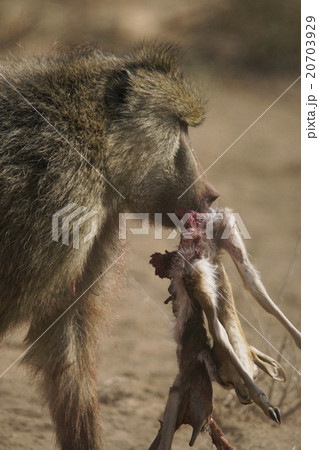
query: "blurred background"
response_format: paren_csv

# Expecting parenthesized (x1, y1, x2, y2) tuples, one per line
(0, 1, 300, 449)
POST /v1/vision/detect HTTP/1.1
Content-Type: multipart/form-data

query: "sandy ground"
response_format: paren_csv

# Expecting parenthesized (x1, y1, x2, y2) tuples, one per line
(0, 73, 300, 449)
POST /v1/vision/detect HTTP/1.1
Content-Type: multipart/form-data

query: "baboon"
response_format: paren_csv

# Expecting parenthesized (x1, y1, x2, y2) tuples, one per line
(0, 43, 219, 449)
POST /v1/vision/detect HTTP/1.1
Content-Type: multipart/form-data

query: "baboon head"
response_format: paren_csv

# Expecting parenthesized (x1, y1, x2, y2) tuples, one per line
(105, 43, 219, 224)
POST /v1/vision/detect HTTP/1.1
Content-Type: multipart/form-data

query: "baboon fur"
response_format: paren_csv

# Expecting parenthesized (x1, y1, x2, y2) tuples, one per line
(0, 42, 219, 449)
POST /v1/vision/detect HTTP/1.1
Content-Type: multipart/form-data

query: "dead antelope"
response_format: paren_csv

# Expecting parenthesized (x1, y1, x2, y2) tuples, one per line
(149, 208, 300, 449)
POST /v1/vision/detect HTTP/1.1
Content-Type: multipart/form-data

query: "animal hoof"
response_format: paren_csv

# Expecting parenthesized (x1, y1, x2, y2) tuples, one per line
(268, 406, 281, 424)
(189, 426, 201, 447)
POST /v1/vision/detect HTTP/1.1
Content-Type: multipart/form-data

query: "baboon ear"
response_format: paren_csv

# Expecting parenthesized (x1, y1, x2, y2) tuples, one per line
(105, 69, 131, 109)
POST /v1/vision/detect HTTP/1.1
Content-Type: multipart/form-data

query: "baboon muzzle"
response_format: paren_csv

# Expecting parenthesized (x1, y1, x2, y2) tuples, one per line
(201, 183, 220, 211)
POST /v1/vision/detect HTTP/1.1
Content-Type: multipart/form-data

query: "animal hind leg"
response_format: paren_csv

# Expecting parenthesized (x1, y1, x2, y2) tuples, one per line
(217, 209, 301, 349)
(184, 258, 281, 423)
(214, 261, 286, 390)
(212, 261, 256, 403)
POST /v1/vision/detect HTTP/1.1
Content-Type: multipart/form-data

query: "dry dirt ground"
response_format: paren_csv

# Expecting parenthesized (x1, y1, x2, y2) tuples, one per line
(0, 73, 300, 449)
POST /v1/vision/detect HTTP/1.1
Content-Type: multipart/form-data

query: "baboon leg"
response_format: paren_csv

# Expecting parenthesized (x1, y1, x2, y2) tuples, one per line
(23, 296, 102, 450)
(0, 309, 19, 339)
(0, 294, 31, 339)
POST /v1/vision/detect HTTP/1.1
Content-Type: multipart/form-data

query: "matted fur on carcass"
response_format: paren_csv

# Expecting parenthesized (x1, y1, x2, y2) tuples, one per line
(149, 208, 301, 450)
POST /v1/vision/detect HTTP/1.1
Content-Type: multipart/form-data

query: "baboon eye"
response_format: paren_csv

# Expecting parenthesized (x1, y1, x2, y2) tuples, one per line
(180, 121, 188, 136)
(175, 122, 193, 166)
(174, 146, 184, 166)
(179, 122, 191, 151)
